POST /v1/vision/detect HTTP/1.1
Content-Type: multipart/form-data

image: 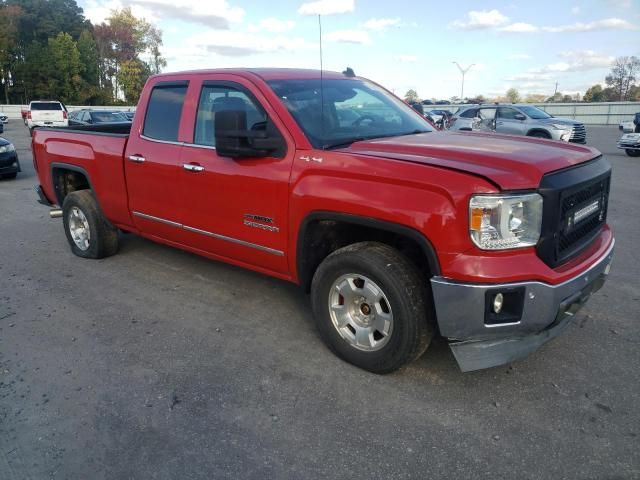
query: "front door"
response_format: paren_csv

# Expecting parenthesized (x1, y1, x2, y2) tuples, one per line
(178, 79, 293, 275)
(495, 107, 527, 136)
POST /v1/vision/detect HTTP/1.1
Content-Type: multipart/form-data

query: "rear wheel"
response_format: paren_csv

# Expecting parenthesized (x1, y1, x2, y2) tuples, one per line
(625, 149, 640, 157)
(62, 190, 119, 259)
(311, 242, 434, 374)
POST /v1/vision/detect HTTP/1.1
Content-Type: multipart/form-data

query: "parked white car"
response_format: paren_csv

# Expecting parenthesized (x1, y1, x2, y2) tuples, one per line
(619, 120, 635, 133)
(26, 101, 68, 132)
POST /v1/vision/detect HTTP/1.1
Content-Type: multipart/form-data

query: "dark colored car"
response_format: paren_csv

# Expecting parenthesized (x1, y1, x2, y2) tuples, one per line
(68, 109, 130, 126)
(0, 137, 20, 179)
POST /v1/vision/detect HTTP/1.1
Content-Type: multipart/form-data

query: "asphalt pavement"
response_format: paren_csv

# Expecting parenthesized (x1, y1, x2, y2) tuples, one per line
(1, 121, 638, 479)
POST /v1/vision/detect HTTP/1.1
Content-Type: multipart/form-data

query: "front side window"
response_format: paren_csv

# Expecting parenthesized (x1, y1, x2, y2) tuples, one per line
(143, 83, 188, 141)
(194, 85, 267, 147)
(268, 78, 432, 149)
(519, 106, 551, 120)
(497, 107, 521, 120)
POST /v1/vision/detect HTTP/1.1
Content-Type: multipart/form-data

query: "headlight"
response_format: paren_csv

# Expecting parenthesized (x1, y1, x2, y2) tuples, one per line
(551, 123, 571, 130)
(469, 193, 543, 250)
(0, 144, 15, 153)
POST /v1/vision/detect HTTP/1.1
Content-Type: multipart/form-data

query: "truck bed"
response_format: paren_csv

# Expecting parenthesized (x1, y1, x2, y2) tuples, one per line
(32, 124, 132, 226)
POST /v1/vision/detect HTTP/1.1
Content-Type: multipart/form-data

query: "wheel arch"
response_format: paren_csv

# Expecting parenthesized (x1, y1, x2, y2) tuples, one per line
(526, 128, 552, 138)
(296, 211, 441, 292)
(50, 162, 95, 206)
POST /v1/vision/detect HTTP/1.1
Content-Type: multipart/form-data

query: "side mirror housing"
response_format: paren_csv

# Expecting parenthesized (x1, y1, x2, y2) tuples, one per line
(514, 113, 526, 121)
(214, 110, 284, 158)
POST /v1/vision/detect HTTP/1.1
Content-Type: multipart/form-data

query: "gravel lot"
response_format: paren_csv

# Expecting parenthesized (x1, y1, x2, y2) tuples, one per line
(1, 121, 638, 479)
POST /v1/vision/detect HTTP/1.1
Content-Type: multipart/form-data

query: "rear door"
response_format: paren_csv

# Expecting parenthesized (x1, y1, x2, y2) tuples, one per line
(471, 107, 497, 132)
(124, 81, 188, 241)
(496, 107, 527, 135)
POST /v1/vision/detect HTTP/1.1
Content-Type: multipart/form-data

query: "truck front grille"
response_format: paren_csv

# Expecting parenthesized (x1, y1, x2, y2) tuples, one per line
(536, 156, 611, 268)
(557, 176, 609, 259)
(569, 124, 586, 144)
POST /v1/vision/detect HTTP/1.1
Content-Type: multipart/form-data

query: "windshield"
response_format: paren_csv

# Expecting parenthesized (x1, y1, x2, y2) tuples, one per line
(31, 102, 63, 111)
(519, 106, 552, 120)
(92, 111, 128, 123)
(268, 78, 432, 149)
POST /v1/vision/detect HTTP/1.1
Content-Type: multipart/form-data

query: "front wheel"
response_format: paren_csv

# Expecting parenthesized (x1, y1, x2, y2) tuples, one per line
(311, 242, 434, 374)
(62, 190, 119, 259)
(625, 149, 640, 157)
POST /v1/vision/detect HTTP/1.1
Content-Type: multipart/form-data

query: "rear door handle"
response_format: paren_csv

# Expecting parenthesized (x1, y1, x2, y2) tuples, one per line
(128, 154, 146, 163)
(183, 163, 205, 172)
(497, 121, 504, 125)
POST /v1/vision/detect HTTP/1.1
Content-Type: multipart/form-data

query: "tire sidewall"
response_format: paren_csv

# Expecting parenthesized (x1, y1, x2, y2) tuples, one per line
(62, 193, 102, 258)
(312, 250, 423, 372)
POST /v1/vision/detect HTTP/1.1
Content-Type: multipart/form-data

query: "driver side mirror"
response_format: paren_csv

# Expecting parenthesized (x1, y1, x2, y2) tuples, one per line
(214, 110, 284, 158)
(514, 113, 526, 121)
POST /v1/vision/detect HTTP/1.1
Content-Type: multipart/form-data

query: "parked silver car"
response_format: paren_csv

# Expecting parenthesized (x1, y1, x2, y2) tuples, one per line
(449, 104, 586, 144)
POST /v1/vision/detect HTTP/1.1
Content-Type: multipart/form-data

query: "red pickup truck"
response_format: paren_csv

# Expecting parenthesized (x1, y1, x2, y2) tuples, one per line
(32, 69, 614, 373)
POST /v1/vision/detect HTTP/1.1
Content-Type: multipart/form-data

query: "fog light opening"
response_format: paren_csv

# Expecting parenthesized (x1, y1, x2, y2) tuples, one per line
(493, 293, 504, 314)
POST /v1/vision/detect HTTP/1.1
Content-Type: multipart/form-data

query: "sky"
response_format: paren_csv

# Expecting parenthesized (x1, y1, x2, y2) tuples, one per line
(78, 0, 640, 100)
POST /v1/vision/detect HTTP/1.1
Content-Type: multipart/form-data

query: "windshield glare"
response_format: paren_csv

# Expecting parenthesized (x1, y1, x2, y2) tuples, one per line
(268, 78, 432, 149)
(519, 106, 552, 119)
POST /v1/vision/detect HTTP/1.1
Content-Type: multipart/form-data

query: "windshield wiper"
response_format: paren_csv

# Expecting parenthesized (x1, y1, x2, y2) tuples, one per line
(323, 137, 368, 150)
(323, 130, 430, 150)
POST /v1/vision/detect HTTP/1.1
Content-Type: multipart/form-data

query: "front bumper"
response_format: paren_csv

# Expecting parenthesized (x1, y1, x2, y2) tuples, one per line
(430, 239, 615, 372)
(0, 152, 20, 174)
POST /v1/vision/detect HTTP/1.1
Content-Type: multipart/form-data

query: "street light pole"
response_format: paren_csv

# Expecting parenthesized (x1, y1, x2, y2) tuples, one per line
(452, 62, 475, 102)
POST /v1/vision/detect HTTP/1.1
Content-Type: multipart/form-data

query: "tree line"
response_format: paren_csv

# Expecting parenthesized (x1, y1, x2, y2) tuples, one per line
(405, 56, 640, 105)
(0, 0, 166, 106)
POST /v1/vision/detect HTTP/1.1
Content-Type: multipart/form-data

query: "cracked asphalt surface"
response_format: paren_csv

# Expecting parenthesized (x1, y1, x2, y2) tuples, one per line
(0, 121, 638, 479)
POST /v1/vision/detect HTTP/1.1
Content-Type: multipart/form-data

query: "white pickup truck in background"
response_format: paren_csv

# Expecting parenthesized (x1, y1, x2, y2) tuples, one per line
(26, 101, 68, 133)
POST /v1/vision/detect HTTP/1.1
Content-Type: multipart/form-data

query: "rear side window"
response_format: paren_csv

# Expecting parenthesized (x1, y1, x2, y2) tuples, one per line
(459, 108, 478, 118)
(143, 83, 188, 142)
(31, 102, 63, 111)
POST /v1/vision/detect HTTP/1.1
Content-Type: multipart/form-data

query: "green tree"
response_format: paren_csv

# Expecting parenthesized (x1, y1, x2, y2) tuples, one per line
(117, 58, 149, 104)
(0, 5, 22, 103)
(404, 89, 420, 103)
(48, 32, 82, 103)
(505, 88, 520, 103)
(97, 8, 166, 102)
(583, 84, 604, 102)
(17, 40, 53, 101)
(605, 56, 640, 101)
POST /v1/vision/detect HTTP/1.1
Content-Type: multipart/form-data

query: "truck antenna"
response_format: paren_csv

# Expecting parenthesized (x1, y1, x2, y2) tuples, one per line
(318, 14, 325, 143)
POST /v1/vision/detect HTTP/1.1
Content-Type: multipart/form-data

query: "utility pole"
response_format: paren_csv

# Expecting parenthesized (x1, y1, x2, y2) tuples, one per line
(452, 62, 475, 102)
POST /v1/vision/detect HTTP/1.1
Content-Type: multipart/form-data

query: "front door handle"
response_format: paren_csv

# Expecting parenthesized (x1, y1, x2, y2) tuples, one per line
(183, 163, 205, 172)
(496, 121, 504, 125)
(128, 154, 146, 163)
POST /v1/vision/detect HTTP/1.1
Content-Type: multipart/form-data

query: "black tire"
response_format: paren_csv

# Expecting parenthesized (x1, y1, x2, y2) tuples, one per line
(62, 190, 119, 259)
(528, 131, 551, 139)
(625, 149, 640, 157)
(311, 242, 434, 374)
(1, 173, 17, 179)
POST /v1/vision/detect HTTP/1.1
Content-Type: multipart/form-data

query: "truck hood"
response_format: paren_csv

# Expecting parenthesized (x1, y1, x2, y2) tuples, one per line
(536, 117, 582, 127)
(341, 131, 600, 190)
